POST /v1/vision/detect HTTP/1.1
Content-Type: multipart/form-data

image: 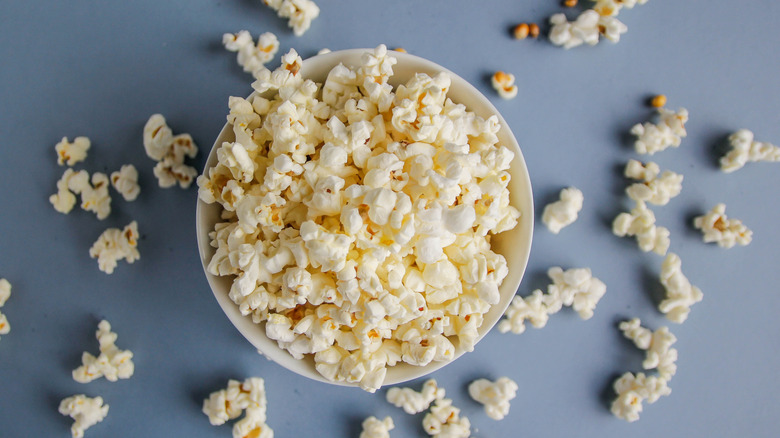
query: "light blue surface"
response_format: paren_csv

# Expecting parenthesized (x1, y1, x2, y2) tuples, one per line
(1, 1, 779, 437)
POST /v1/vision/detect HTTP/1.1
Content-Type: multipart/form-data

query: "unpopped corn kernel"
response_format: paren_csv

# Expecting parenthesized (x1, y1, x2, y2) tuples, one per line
(491, 71, 518, 99)
(650, 94, 667, 108)
(513, 23, 530, 39)
(72, 320, 134, 383)
(528, 23, 540, 39)
(541, 187, 583, 234)
(693, 203, 752, 248)
(720, 129, 780, 173)
(58, 394, 109, 438)
(468, 377, 518, 420)
(564, 0, 578, 7)
(55, 136, 91, 166)
(89, 221, 140, 274)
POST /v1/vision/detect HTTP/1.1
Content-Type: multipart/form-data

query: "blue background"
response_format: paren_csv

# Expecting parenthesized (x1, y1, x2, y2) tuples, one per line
(1, 1, 779, 437)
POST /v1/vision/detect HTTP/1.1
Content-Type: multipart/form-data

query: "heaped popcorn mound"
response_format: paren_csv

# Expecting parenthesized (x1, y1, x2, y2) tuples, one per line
(198, 45, 522, 392)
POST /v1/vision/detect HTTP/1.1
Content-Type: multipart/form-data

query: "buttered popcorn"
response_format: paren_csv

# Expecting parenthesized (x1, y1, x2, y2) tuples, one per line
(360, 416, 394, 438)
(612, 200, 670, 255)
(73, 320, 134, 383)
(386, 379, 445, 415)
(631, 107, 689, 155)
(202, 377, 273, 438)
(263, 0, 320, 36)
(223, 31, 280, 77)
(88, 221, 140, 274)
(468, 376, 518, 420)
(491, 71, 518, 99)
(624, 160, 682, 206)
(198, 45, 521, 392)
(721, 129, 780, 173)
(693, 203, 752, 248)
(58, 394, 109, 438)
(110, 164, 140, 201)
(55, 136, 91, 166)
(541, 187, 583, 234)
(659, 253, 703, 323)
(143, 114, 198, 189)
(0, 278, 10, 341)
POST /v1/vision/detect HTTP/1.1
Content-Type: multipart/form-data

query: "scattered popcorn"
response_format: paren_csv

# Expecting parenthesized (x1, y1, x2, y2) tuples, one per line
(55, 136, 91, 166)
(263, 0, 320, 36)
(422, 397, 471, 437)
(720, 129, 780, 173)
(650, 94, 667, 108)
(360, 416, 394, 438)
(73, 320, 134, 383)
(592, 0, 649, 17)
(658, 253, 703, 323)
(58, 394, 109, 438)
(0, 278, 10, 340)
(631, 107, 689, 155)
(513, 23, 530, 39)
(693, 203, 752, 249)
(50, 169, 80, 214)
(497, 289, 550, 334)
(491, 71, 518, 99)
(88, 221, 140, 274)
(223, 31, 280, 77)
(612, 200, 670, 255)
(541, 187, 583, 234)
(50, 169, 112, 219)
(549, 10, 626, 49)
(198, 45, 521, 391)
(610, 372, 670, 422)
(143, 114, 198, 189)
(468, 376, 518, 420)
(202, 377, 273, 438)
(110, 164, 140, 201)
(386, 379, 445, 415)
(624, 160, 683, 206)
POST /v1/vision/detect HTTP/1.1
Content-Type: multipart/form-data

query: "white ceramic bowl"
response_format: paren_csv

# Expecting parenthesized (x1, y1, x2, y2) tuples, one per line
(196, 48, 534, 388)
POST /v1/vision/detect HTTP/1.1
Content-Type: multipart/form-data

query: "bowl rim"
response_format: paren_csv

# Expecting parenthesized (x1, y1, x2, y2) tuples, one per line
(196, 47, 534, 388)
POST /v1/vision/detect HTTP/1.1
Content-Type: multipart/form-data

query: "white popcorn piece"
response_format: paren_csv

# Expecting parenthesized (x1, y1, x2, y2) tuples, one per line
(110, 164, 140, 201)
(422, 397, 471, 438)
(73, 320, 134, 383)
(79, 172, 112, 220)
(0, 278, 11, 340)
(50, 168, 81, 214)
(592, 0, 649, 17)
(203, 377, 273, 438)
(386, 379, 445, 415)
(491, 71, 518, 99)
(359, 416, 394, 438)
(658, 253, 703, 324)
(223, 31, 280, 76)
(721, 129, 780, 173)
(143, 114, 198, 189)
(541, 187, 584, 234)
(549, 10, 627, 49)
(468, 377, 518, 420)
(619, 318, 678, 379)
(631, 108, 689, 155)
(89, 221, 140, 274)
(624, 160, 683, 206)
(55, 136, 91, 166)
(58, 394, 109, 438)
(612, 201, 670, 255)
(610, 372, 670, 422)
(317, 48, 331, 55)
(497, 289, 550, 334)
(263, 0, 320, 36)
(693, 203, 752, 249)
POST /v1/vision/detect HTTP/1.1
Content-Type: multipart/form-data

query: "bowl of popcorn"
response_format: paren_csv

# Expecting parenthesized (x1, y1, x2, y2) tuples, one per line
(196, 45, 534, 392)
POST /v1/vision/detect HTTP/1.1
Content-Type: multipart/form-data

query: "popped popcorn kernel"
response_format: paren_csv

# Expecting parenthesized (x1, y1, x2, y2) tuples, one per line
(50, 168, 81, 214)
(422, 397, 471, 437)
(263, 0, 320, 36)
(58, 394, 109, 438)
(612, 201, 670, 255)
(223, 31, 280, 76)
(720, 129, 780, 173)
(497, 289, 550, 334)
(650, 94, 667, 108)
(549, 10, 626, 49)
(541, 187, 583, 234)
(72, 320, 134, 383)
(202, 377, 273, 438)
(513, 23, 530, 40)
(693, 203, 752, 248)
(0, 278, 11, 340)
(78, 172, 112, 220)
(360, 416, 394, 438)
(593, 0, 649, 17)
(491, 71, 518, 100)
(468, 376, 518, 420)
(110, 164, 140, 201)
(55, 136, 91, 166)
(143, 114, 198, 189)
(88, 221, 140, 274)
(659, 253, 703, 324)
(624, 160, 683, 206)
(610, 372, 670, 422)
(386, 379, 445, 415)
(631, 107, 689, 155)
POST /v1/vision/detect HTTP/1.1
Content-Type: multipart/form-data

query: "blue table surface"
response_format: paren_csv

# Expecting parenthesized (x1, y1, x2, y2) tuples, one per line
(1, 1, 779, 437)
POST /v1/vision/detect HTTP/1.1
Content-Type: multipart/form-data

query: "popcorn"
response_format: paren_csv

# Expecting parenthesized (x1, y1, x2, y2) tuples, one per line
(612, 200, 670, 255)
(58, 394, 109, 438)
(360, 416, 394, 438)
(79, 172, 112, 220)
(497, 289, 550, 334)
(55, 136, 90, 166)
(89, 221, 140, 274)
(541, 187, 583, 234)
(631, 107, 689, 155)
(386, 379, 445, 415)
(721, 129, 780, 173)
(203, 377, 273, 438)
(658, 253, 703, 323)
(110, 164, 140, 201)
(468, 377, 518, 420)
(223, 31, 280, 77)
(0, 278, 11, 340)
(624, 160, 683, 206)
(693, 203, 752, 249)
(592, 0, 649, 17)
(198, 46, 520, 391)
(491, 71, 518, 99)
(50, 169, 81, 214)
(73, 320, 134, 383)
(263, 0, 320, 36)
(548, 10, 626, 49)
(422, 397, 471, 437)
(143, 114, 198, 189)
(610, 372, 670, 422)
